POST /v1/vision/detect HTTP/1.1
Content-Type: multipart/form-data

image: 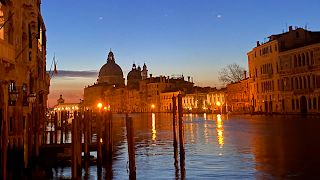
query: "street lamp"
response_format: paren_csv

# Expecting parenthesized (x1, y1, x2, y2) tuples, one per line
(217, 101, 222, 114)
(9, 90, 19, 102)
(151, 104, 155, 112)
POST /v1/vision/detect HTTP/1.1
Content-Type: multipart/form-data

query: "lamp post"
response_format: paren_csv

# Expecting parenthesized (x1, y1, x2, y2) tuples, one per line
(217, 101, 222, 114)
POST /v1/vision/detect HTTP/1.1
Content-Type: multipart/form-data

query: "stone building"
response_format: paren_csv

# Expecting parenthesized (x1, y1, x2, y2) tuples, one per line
(247, 26, 320, 114)
(53, 95, 79, 123)
(207, 88, 226, 113)
(226, 77, 250, 113)
(0, 0, 48, 154)
(278, 42, 320, 114)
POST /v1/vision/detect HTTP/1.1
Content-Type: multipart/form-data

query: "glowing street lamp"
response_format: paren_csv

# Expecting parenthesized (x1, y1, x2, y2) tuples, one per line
(217, 101, 222, 114)
(97, 103, 102, 109)
(151, 104, 155, 108)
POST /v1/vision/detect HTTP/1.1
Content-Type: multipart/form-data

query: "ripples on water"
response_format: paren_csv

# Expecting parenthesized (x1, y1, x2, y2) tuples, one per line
(51, 113, 320, 180)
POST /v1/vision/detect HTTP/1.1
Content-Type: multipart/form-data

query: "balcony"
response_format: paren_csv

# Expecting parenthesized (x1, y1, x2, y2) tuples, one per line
(293, 88, 314, 95)
(0, 40, 15, 64)
(261, 73, 273, 80)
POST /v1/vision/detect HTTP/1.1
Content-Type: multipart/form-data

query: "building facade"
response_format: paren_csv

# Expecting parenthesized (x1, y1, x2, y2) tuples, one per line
(0, 0, 49, 152)
(247, 26, 320, 114)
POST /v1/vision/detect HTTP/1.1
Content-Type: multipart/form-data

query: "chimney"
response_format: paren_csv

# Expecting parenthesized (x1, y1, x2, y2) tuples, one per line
(188, 76, 190, 82)
(167, 76, 170, 83)
(289, 26, 292, 31)
(244, 71, 247, 79)
(256, 41, 260, 47)
(160, 75, 162, 83)
(150, 74, 153, 82)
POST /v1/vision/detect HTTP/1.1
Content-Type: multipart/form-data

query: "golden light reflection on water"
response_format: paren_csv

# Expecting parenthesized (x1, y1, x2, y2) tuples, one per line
(216, 114, 224, 148)
(152, 113, 156, 144)
(204, 113, 207, 120)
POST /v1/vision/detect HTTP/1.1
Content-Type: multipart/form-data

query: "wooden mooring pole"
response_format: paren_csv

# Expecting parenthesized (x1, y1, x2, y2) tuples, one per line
(178, 94, 185, 178)
(97, 111, 102, 163)
(172, 95, 178, 169)
(71, 112, 77, 179)
(108, 111, 113, 157)
(126, 114, 136, 180)
(54, 112, 58, 144)
(84, 110, 89, 159)
(60, 111, 63, 144)
(77, 112, 82, 176)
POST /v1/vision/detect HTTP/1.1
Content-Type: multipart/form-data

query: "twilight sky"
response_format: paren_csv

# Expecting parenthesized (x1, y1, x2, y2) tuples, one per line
(42, 0, 320, 107)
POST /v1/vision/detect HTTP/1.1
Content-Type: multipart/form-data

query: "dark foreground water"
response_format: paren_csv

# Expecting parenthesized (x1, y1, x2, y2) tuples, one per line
(51, 113, 320, 180)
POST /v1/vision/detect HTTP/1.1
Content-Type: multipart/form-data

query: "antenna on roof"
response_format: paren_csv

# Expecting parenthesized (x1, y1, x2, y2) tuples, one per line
(286, 23, 287, 32)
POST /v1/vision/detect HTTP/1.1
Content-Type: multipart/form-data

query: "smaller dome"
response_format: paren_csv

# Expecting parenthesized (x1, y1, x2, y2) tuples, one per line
(127, 69, 141, 80)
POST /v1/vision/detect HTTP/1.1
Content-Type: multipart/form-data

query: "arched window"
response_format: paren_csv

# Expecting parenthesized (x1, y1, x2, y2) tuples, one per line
(302, 53, 306, 66)
(295, 77, 298, 90)
(282, 99, 285, 110)
(292, 99, 295, 110)
(303, 76, 307, 88)
(308, 98, 312, 109)
(299, 77, 302, 89)
(298, 54, 302, 67)
(294, 55, 297, 67)
(313, 98, 317, 109)
(306, 52, 310, 65)
(311, 51, 314, 65)
(8, 11, 13, 45)
(308, 75, 310, 89)
(296, 32, 300, 38)
(296, 99, 299, 109)
(313, 74, 316, 89)
(291, 77, 293, 90)
(280, 57, 283, 70)
(290, 55, 293, 68)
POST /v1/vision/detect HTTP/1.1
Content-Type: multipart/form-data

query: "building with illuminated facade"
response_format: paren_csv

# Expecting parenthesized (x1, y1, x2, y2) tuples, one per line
(226, 77, 250, 113)
(0, 0, 49, 151)
(53, 95, 79, 123)
(247, 26, 320, 114)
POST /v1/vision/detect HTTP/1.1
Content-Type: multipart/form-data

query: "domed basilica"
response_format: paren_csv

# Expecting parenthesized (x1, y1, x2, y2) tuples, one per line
(84, 49, 148, 109)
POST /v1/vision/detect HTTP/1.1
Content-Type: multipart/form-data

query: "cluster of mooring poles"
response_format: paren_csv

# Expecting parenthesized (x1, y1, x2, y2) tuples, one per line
(173, 94, 186, 179)
(124, 93, 185, 180)
(70, 110, 113, 179)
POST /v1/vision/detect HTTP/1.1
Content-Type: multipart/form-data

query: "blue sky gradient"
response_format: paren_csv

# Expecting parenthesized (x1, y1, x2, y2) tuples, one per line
(42, 0, 320, 105)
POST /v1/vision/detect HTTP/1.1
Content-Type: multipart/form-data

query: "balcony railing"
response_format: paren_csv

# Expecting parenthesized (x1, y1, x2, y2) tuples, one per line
(293, 88, 314, 95)
(261, 73, 273, 80)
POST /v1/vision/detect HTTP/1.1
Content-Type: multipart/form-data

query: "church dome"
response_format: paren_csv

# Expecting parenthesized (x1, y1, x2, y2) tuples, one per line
(127, 69, 141, 80)
(127, 63, 142, 89)
(98, 50, 125, 87)
(99, 61, 123, 77)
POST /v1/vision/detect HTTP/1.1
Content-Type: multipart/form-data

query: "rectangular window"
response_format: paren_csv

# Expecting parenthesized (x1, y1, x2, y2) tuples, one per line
(23, 116, 26, 130)
(9, 117, 12, 132)
(292, 99, 295, 110)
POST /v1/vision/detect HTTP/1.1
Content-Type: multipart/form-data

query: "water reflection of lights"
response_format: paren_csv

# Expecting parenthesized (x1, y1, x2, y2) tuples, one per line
(152, 113, 156, 144)
(216, 114, 224, 148)
(204, 113, 207, 120)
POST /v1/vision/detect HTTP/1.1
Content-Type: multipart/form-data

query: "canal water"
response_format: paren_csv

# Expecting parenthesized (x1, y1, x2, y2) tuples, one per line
(51, 113, 320, 180)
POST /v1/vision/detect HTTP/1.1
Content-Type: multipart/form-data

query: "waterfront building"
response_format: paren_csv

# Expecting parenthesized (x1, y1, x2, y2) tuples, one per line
(247, 26, 320, 114)
(207, 88, 226, 113)
(0, 0, 49, 150)
(226, 77, 250, 113)
(53, 95, 79, 123)
(278, 42, 320, 114)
